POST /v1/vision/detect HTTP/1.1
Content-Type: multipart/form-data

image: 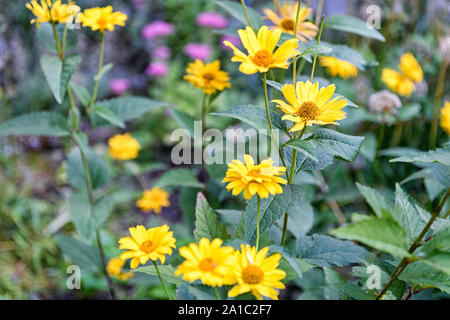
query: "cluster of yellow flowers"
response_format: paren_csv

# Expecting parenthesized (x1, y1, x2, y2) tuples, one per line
(381, 53, 423, 97)
(115, 224, 286, 300)
(26, 1, 127, 33)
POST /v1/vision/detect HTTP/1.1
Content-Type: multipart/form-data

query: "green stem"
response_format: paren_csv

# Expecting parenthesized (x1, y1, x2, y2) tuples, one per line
(310, 16, 325, 82)
(88, 32, 105, 114)
(61, 23, 68, 56)
(51, 22, 63, 60)
(240, 0, 253, 30)
(256, 195, 261, 251)
(429, 62, 447, 150)
(201, 93, 208, 133)
(315, 0, 324, 25)
(214, 286, 222, 300)
(292, 1, 303, 85)
(376, 189, 450, 299)
(153, 261, 173, 300)
(96, 230, 116, 300)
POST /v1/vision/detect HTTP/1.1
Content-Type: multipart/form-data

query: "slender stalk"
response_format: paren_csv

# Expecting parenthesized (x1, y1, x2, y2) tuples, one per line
(51, 22, 63, 60)
(429, 62, 447, 150)
(292, 1, 303, 85)
(240, 0, 253, 30)
(315, 0, 324, 25)
(256, 196, 261, 251)
(61, 23, 69, 56)
(376, 189, 450, 299)
(214, 287, 222, 300)
(201, 93, 208, 132)
(96, 230, 116, 300)
(153, 261, 173, 300)
(88, 32, 105, 113)
(310, 16, 325, 82)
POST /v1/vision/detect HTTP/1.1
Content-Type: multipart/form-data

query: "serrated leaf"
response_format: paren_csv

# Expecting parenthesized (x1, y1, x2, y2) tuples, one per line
(269, 245, 302, 278)
(296, 234, 369, 267)
(67, 147, 110, 191)
(134, 265, 182, 285)
(330, 217, 411, 258)
(154, 169, 204, 189)
(93, 96, 163, 121)
(244, 184, 305, 244)
(211, 104, 287, 134)
(422, 227, 450, 275)
(0, 111, 69, 137)
(318, 41, 368, 70)
(54, 234, 102, 272)
(284, 200, 314, 238)
(215, 0, 263, 29)
(284, 139, 318, 162)
(91, 105, 125, 128)
(356, 183, 393, 219)
(193, 192, 230, 242)
(325, 14, 385, 41)
(398, 262, 450, 294)
(390, 145, 450, 166)
(70, 82, 91, 108)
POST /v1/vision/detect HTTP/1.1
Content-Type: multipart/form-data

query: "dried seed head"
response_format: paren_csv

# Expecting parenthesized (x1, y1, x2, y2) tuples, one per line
(368, 90, 402, 115)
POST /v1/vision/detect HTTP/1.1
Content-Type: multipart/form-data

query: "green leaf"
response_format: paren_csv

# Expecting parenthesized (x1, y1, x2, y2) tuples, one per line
(70, 82, 91, 108)
(319, 41, 368, 70)
(91, 105, 125, 129)
(330, 217, 411, 258)
(154, 169, 204, 189)
(325, 14, 385, 41)
(69, 193, 116, 240)
(36, 23, 77, 53)
(93, 96, 163, 121)
(193, 192, 230, 242)
(306, 128, 365, 162)
(269, 245, 302, 279)
(211, 104, 287, 134)
(134, 265, 182, 285)
(0, 111, 69, 137)
(356, 183, 393, 219)
(296, 234, 368, 267)
(422, 227, 450, 275)
(392, 184, 427, 245)
(54, 234, 102, 272)
(398, 261, 450, 294)
(176, 282, 217, 300)
(389, 145, 450, 166)
(67, 147, 110, 191)
(284, 139, 318, 162)
(94, 63, 113, 81)
(215, 0, 263, 29)
(244, 184, 305, 244)
(40, 54, 81, 104)
(167, 106, 196, 137)
(284, 200, 314, 238)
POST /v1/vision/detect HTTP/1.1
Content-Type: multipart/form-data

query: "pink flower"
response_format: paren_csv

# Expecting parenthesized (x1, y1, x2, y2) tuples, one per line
(220, 35, 240, 50)
(145, 62, 168, 77)
(196, 11, 228, 29)
(109, 78, 130, 95)
(141, 21, 175, 40)
(153, 46, 171, 59)
(183, 43, 211, 61)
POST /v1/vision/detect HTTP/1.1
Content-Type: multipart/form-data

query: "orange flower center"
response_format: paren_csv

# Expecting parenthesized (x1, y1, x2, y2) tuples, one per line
(97, 16, 107, 28)
(140, 240, 155, 253)
(247, 168, 262, 177)
(252, 50, 274, 67)
(296, 101, 320, 120)
(242, 265, 263, 284)
(203, 72, 215, 82)
(281, 18, 295, 32)
(199, 258, 217, 271)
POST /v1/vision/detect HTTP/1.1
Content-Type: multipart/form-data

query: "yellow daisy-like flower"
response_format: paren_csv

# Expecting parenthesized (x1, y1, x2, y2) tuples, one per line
(272, 81, 347, 132)
(26, 0, 80, 29)
(175, 238, 236, 287)
(227, 245, 286, 300)
(381, 53, 423, 97)
(106, 257, 134, 281)
(118, 224, 176, 269)
(222, 154, 287, 200)
(263, 0, 317, 42)
(440, 101, 450, 135)
(319, 56, 358, 79)
(224, 25, 299, 74)
(136, 187, 170, 214)
(108, 132, 141, 161)
(184, 60, 231, 94)
(79, 6, 127, 33)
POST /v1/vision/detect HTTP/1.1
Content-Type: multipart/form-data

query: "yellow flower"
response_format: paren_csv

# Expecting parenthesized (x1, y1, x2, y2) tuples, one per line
(222, 154, 287, 200)
(136, 187, 170, 214)
(319, 56, 358, 79)
(79, 6, 127, 33)
(263, 0, 317, 42)
(440, 101, 450, 135)
(108, 132, 141, 161)
(106, 257, 134, 281)
(381, 68, 415, 97)
(399, 53, 423, 82)
(184, 60, 231, 94)
(224, 26, 299, 74)
(381, 53, 423, 97)
(26, 0, 80, 28)
(119, 224, 176, 269)
(227, 245, 285, 300)
(175, 238, 236, 287)
(272, 81, 347, 132)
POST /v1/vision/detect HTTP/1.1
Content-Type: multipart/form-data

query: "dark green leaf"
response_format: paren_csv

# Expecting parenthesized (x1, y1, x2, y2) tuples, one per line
(0, 111, 69, 137)
(325, 14, 385, 41)
(193, 192, 230, 242)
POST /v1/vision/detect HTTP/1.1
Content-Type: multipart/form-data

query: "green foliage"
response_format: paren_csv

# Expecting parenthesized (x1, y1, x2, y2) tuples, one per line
(215, 0, 263, 29)
(0, 111, 69, 137)
(54, 235, 102, 272)
(325, 14, 386, 41)
(154, 169, 204, 189)
(167, 106, 196, 137)
(93, 97, 164, 121)
(91, 106, 125, 129)
(319, 41, 369, 70)
(134, 265, 182, 285)
(193, 192, 230, 242)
